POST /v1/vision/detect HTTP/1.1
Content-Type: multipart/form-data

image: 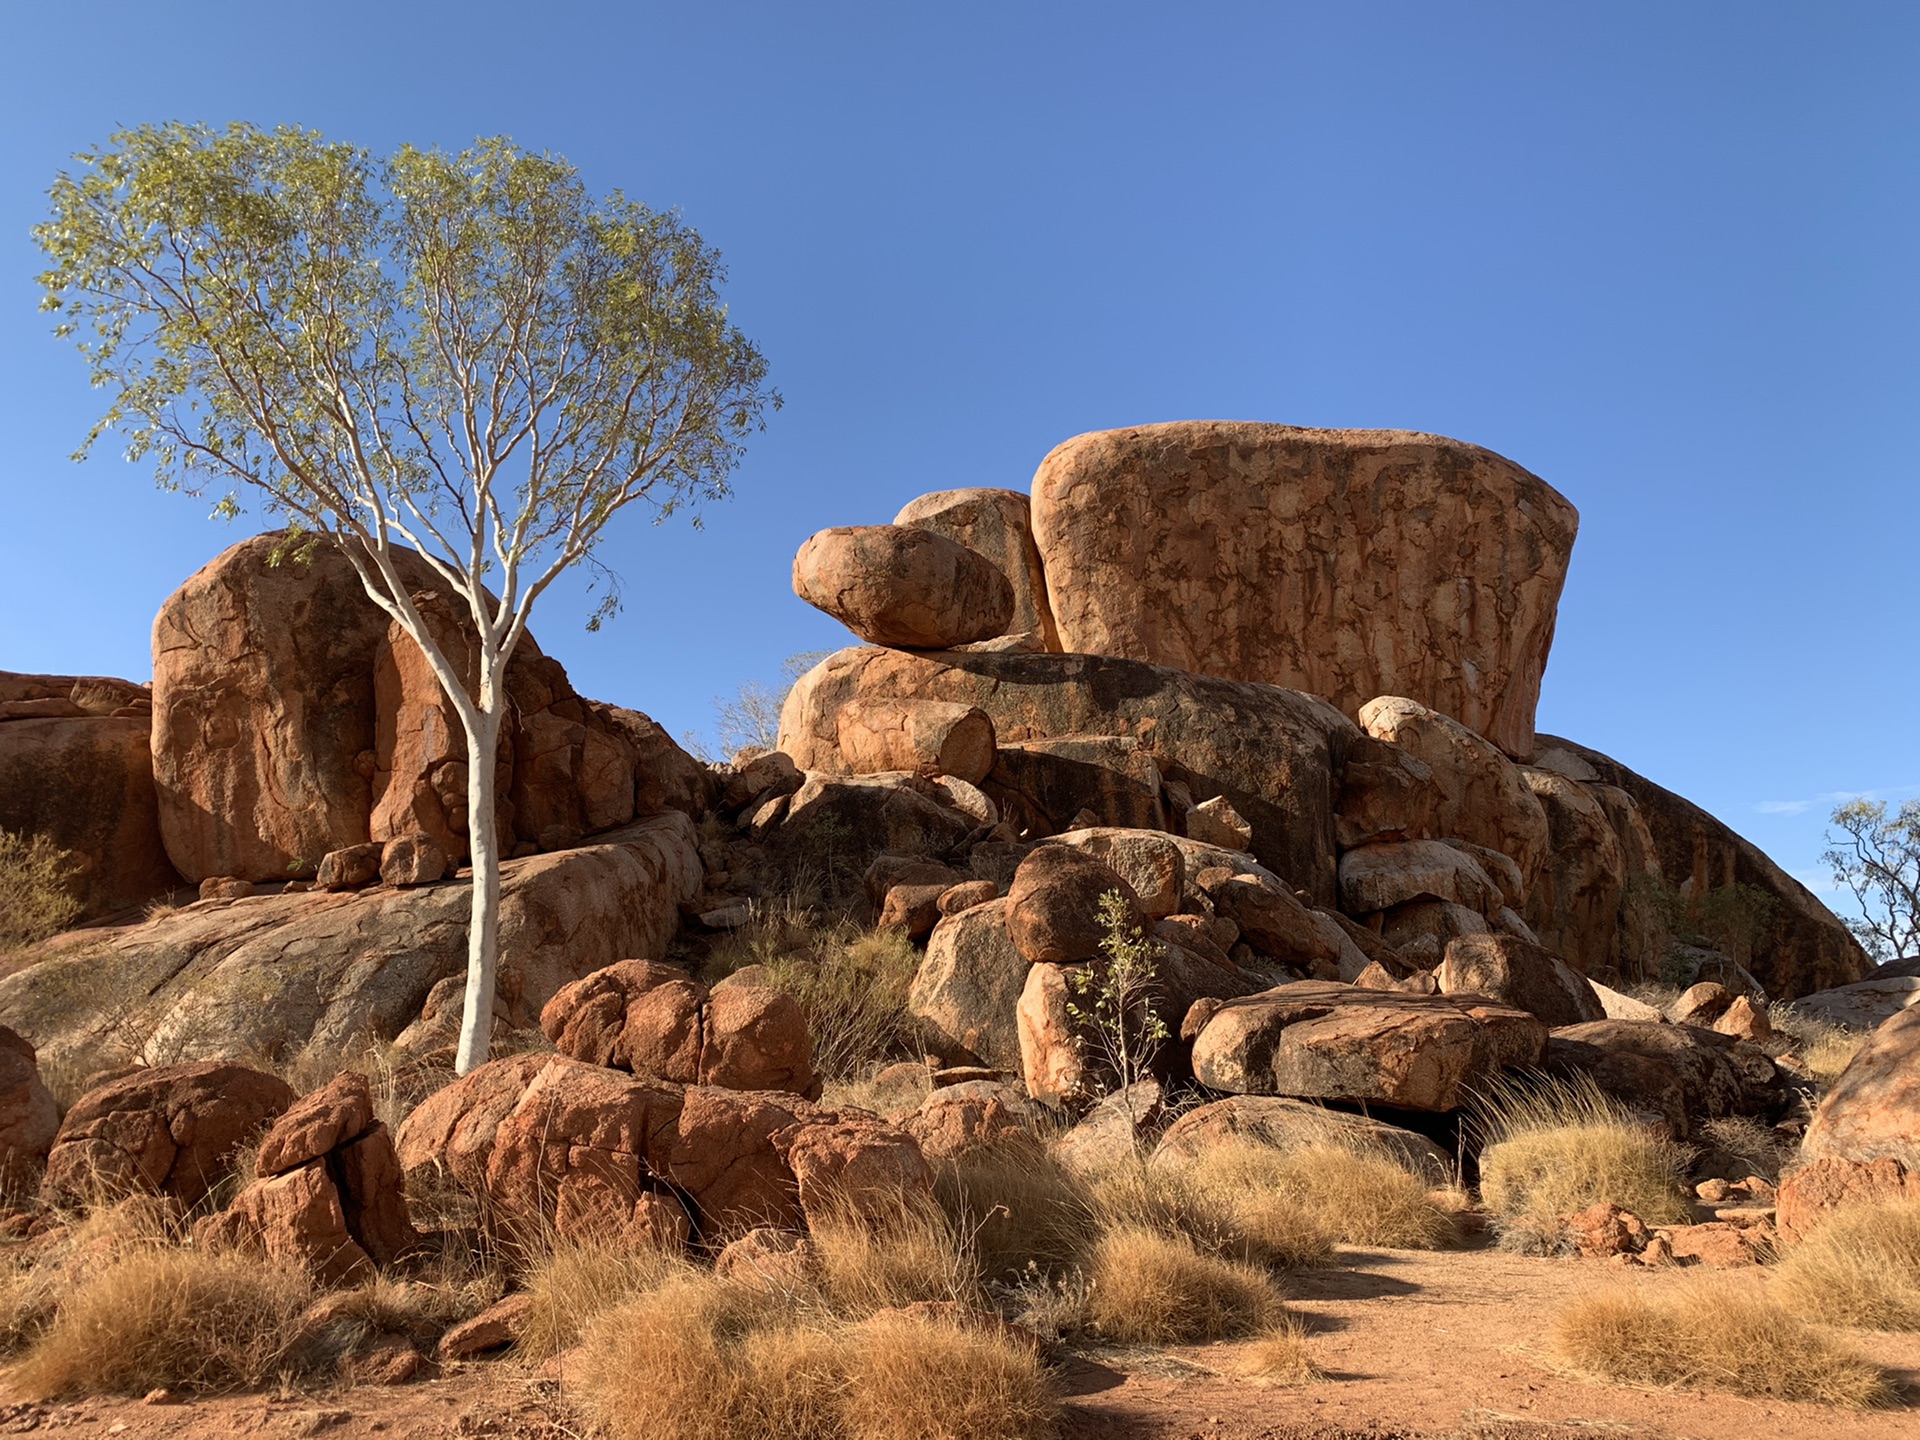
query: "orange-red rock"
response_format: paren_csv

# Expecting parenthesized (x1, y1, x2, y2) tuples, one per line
(835, 698, 997, 786)
(257, 1071, 376, 1176)
(794, 525, 1015, 649)
(894, 488, 1060, 650)
(0, 1026, 58, 1196)
(1029, 424, 1578, 758)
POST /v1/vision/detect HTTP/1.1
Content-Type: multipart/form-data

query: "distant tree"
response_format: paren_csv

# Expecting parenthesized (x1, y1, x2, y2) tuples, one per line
(36, 123, 777, 1073)
(1823, 798, 1920, 962)
(710, 651, 831, 757)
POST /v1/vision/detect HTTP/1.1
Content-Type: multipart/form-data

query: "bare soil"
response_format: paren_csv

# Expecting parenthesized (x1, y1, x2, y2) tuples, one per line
(3, 1245, 1914, 1440)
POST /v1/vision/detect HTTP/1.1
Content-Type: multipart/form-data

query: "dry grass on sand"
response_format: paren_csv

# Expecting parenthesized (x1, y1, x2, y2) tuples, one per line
(1551, 1275, 1894, 1408)
(572, 1269, 1058, 1440)
(1180, 1138, 1458, 1251)
(1475, 1076, 1692, 1238)
(1084, 1225, 1285, 1345)
(1774, 1199, 1920, 1332)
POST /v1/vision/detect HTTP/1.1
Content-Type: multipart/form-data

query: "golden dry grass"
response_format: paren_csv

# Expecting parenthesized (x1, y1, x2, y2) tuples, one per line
(1183, 1140, 1452, 1252)
(1768, 1003, 1870, 1085)
(0, 828, 81, 952)
(808, 1194, 981, 1317)
(515, 1235, 692, 1361)
(1774, 1199, 1920, 1331)
(1476, 1077, 1692, 1233)
(936, 1141, 1095, 1281)
(841, 1312, 1058, 1440)
(1551, 1276, 1893, 1408)
(1084, 1225, 1283, 1344)
(573, 1271, 1057, 1440)
(6, 1245, 312, 1397)
(1235, 1315, 1326, 1387)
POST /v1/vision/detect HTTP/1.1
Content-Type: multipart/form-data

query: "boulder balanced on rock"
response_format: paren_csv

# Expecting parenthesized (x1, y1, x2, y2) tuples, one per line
(793, 524, 1015, 649)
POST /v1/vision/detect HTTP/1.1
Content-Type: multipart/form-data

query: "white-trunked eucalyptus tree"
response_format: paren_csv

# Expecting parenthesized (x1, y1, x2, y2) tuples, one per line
(36, 123, 777, 1073)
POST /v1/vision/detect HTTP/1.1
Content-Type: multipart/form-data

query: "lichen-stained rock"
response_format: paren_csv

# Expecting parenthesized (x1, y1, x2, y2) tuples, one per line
(701, 983, 817, 1098)
(1152, 1094, 1453, 1184)
(986, 735, 1167, 836)
(779, 646, 1358, 903)
(1788, 976, 1920, 1032)
(1187, 981, 1546, 1111)
(894, 488, 1060, 649)
(793, 524, 1015, 649)
(1335, 734, 1437, 850)
(773, 772, 978, 874)
(150, 532, 451, 883)
(909, 899, 1031, 1071)
(0, 1026, 59, 1196)
(1358, 698, 1550, 884)
(1544, 1020, 1785, 1138)
(40, 1061, 294, 1209)
(0, 814, 701, 1079)
(257, 1070, 376, 1176)
(393, 1052, 563, 1193)
(1536, 735, 1869, 999)
(1030, 423, 1578, 758)
(835, 698, 997, 785)
(1799, 1005, 1920, 1169)
(772, 1114, 934, 1228)
(1520, 768, 1625, 977)
(1047, 829, 1184, 920)
(1006, 845, 1142, 966)
(1338, 839, 1502, 918)
(0, 707, 181, 921)
(1436, 934, 1604, 1028)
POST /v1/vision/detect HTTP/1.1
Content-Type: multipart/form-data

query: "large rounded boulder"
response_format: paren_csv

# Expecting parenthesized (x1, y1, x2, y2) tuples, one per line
(793, 525, 1014, 649)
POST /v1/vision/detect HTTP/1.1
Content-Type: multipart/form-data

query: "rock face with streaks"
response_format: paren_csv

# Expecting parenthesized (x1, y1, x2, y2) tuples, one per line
(894, 488, 1060, 649)
(1029, 423, 1578, 758)
(793, 525, 1015, 649)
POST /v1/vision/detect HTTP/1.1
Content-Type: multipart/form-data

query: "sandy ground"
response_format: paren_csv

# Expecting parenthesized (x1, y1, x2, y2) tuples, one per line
(2, 1244, 1914, 1440)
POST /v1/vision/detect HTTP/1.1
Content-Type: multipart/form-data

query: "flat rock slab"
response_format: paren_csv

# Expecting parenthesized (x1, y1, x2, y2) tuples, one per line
(1188, 979, 1545, 1111)
(0, 813, 700, 1077)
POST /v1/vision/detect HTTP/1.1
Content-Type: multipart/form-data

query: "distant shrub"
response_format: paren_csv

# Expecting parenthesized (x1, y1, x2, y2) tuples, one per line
(0, 828, 80, 952)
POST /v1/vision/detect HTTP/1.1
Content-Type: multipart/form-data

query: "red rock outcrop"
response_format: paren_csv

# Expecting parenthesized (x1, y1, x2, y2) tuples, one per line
(893, 488, 1060, 649)
(793, 525, 1015, 649)
(0, 1026, 59, 1196)
(1029, 423, 1578, 758)
(40, 1061, 294, 1209)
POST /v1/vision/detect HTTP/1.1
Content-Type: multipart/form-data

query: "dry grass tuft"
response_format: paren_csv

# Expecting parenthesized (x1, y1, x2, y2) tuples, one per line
(841, 1312, 1058, 1440)
(7, 1245, 312, 1397)
(1236, 1315, 1326, 1386)
(936, 1141, 1094, 1281)
(1184, 1140, 1451, 1253)
(1085, 1225, 1282, 1344)
(1769, 1003, 1870, 1084)
(0, 1197, 179, 1355)
(808, 1194, 981, 1317)
(0, 828, 81, 953)
(1774, 1199, 1920, 1331)
(1551, 1276, 1893, 1408)
(706, 911, 923, 1080)
(574, 1272, 1057, 1440)
(1476, 1076, 1692, 1234)
(515, 1235, 691, 1361)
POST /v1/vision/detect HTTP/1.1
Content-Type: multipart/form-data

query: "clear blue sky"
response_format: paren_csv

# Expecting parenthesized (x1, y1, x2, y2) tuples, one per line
(2, 3, 1915, 908)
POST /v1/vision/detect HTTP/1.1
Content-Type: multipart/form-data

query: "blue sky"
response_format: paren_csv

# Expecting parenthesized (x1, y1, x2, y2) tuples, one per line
(2, 3, 1915, 907)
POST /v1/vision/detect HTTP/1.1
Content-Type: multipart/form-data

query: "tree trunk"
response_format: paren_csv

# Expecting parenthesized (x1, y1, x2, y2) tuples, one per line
(454, 694, 505, 1076)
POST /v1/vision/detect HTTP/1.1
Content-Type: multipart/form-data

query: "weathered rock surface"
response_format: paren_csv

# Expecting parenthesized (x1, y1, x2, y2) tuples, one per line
(793, 525, 1014, 649)
(894, 488, 1059, 649)
(1799, 1005, 1920, 1169)
(835, 698, 997, 785)
(986, 735, 1167, 835)
(900, 1080, 1036, 1164)
(41, 1061, 294, 1208)
(1789, 976, 1920, 1033)
(1778, 1155, 1920, 1243)
(1031, 424, 1578, 757)
(772, 1113, 934, 1228)
(539, 960, 817, 1097)
(1006, 844, 1142, 966)
(0, 1026, 59, 1195)
(257, 1071, 376, 1175)
(1437, 934, 1604, 1028)
(908, 899, 1031, 1071)
(0, 703, 180, 920)
(1187, 980, 1546, 1111)
(771, 772, 978, 877)
(1544, 1020, 1784, 1138)
(1538, 736, 1869, 999)
(1335, 734, 1437, 850)
(1047, 829, 1184, 919)
(1520, 768, 1625, 977)
(780, 647, 1358, 901)
(1358, 698, 1549, 883)
(150, 534, 449, 882)
(1338, 839, 1502, 918)
(1152, 1094, 1453, 1184)
(0, 814, 701, 1077)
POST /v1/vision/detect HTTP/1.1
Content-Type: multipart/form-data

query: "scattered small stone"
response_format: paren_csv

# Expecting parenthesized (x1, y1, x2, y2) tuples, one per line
(141, 1388, 177, 1405)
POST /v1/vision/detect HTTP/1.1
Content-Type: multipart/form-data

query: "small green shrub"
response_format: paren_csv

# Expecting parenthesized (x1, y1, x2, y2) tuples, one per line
(0, 829, 81, 951)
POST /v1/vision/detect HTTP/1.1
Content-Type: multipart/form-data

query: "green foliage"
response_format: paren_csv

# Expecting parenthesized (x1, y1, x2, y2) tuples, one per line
(1630, 873, 1778, 973)
(1064, 890, 1169, 1096)
(1823, 798, 1920, 962)
(35, 123, 777, 601)
(0, 829, 81, 952)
